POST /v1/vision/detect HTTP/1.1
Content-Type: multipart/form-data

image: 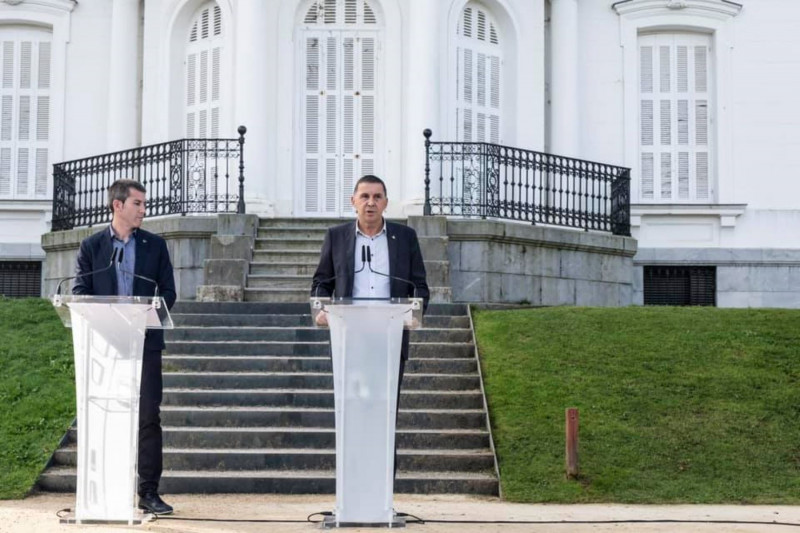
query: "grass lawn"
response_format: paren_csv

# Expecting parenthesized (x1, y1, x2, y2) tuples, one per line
(473, 306, 800, 504)
(0, 297, 74, 499)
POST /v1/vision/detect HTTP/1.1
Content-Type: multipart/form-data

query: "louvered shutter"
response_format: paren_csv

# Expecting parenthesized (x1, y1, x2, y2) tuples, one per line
(186, 3, 223, 139)
(455, 4, 501, 144)
(0, 30, 51, 199)
(639, 33, 712, 202)
(300, 0, 380, 216)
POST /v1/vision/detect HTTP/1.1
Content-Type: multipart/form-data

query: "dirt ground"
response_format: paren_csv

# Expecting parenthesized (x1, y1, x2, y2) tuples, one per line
(1, 493, 798, 533)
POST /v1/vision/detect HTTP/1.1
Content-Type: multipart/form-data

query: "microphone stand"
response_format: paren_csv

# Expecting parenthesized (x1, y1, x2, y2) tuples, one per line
(55, 248, 120, 299)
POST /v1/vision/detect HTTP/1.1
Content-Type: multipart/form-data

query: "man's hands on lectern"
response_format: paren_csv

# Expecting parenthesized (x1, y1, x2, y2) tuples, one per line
(315, 310, 329, 326)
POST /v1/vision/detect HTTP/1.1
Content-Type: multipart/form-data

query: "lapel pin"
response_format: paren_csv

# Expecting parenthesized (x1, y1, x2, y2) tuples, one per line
(392, 235, 396, 239)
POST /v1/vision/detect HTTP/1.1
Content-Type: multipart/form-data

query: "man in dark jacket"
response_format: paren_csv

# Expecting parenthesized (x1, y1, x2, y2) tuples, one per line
(310, 174, 430, 479)
(73, 179, 176, 515)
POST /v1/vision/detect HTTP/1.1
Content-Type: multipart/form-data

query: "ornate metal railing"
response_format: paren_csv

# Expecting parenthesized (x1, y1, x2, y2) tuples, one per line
(423, 129, 631, 236)
(51, 126, 247, 231)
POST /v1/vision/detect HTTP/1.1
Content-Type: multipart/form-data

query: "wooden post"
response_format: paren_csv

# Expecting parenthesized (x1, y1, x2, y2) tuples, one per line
(565, 408, 579, 479)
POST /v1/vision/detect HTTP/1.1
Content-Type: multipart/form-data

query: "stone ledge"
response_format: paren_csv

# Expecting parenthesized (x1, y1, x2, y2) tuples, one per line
(446, 219, 636, 257)
(634, 248, 800, 266)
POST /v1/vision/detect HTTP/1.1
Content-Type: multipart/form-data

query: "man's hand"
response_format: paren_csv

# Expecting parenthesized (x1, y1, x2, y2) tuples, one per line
(315, 310, 329, 326)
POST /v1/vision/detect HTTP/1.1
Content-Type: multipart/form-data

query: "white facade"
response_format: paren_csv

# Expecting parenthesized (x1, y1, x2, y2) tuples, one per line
(2, 0, 799, 303)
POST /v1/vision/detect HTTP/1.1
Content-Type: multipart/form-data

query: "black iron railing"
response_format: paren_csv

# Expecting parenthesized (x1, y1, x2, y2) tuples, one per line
(51, 126, 247, 231)
(423, 129, 631, 236)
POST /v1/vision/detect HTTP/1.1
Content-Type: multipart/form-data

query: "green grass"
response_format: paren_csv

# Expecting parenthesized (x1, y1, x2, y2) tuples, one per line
(0, 297, 75, 499)
(473, 306, 800, 504)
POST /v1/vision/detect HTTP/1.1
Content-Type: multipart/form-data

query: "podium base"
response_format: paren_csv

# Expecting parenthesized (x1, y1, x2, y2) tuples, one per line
(59, 511, 152, 525)
(322, 515, 406, 529)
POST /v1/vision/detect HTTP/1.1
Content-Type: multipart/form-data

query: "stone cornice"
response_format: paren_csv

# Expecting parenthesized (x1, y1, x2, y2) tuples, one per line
(612, 0, 742, 18)
(446, 220, 638, 257)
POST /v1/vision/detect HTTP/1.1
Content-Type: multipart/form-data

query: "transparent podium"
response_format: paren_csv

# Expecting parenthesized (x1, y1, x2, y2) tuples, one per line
(51, 294, 173, 525)
(311, 297, 423, 529)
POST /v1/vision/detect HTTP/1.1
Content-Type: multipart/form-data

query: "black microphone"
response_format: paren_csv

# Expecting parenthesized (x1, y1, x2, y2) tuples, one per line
(116, 248, 160, 301)
(313, 245, 368, 299)
(56, 248, 119, 296)
(355, 244, 367, 274)
(365, 244, 418, 298)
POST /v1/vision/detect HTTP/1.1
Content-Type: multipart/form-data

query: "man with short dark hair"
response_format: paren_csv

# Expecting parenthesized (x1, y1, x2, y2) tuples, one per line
(73, 178, 176, 515)
(311, 174, 430, 479)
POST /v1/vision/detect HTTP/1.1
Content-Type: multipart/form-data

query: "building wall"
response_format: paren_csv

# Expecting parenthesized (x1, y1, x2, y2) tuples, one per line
(4, 0, 800, 306)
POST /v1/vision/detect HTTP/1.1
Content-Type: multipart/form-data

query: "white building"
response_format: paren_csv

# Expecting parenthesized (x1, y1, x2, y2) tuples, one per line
(1, 0, 798, 305)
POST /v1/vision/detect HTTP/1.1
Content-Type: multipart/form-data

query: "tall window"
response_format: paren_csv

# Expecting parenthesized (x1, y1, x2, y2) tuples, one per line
(455, 3, 501, 144)
(639, 33, 712, 202)
(185, 3, 223, 138)
(0, 27, 51, 199)
(300, 0, 380, 215)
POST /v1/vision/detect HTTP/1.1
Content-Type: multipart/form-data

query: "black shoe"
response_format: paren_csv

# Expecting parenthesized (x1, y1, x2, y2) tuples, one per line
(138, 492, 173, 515)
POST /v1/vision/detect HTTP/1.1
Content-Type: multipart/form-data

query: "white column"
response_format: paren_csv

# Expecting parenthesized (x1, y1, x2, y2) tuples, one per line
(234, 1, 272, 214)
(402, 0, 440, 214)
(106, 0, 141, 152)
(550, 0, 579, 157)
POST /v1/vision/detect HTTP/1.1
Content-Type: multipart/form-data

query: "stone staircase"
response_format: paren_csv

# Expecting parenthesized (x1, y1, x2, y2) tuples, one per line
(36, 216, 498, 495)
(245, 218, 343, 302)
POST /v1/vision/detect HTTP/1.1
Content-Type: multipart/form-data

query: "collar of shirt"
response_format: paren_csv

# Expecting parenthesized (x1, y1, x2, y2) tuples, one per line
(355, 219, 387, 238)
(108, 224, 137, 244)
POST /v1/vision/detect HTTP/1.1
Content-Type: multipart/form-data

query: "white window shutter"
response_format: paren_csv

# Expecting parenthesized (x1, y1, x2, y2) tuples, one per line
(638, 33, 712, 203)
(185, 3, 224, 139)
(0, 30, 51, 199)
(300, 0, 381, 216)
(456, 3, 502, 144)
(304, 36, 320, 212)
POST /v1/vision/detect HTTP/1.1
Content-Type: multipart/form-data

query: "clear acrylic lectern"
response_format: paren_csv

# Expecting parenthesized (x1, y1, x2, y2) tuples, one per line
(51, 294, 173, 525)
(310, 297, 423, 529)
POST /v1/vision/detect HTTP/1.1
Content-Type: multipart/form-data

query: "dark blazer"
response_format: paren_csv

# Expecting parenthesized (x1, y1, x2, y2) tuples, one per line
(310, 220, 430, 360)
(73, 227, 177, 351)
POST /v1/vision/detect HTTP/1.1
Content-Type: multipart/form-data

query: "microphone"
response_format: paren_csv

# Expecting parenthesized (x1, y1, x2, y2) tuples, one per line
(365, 245, 418, 298)
(116, 248, 160, 302)
(56, 248, 119, 296)
(313, 245, 368, 298)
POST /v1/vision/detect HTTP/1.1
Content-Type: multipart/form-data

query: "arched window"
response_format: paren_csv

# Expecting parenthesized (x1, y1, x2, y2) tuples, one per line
(0, 26, 51, 199)
(455, 3, 501, 144)
(185, 2, 223, 138)
(639, 32, 712, 202)
(299, 0, 381, 215)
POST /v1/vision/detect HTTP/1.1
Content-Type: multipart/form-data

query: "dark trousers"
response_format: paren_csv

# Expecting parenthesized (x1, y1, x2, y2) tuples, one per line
(138, 348, 163, 495)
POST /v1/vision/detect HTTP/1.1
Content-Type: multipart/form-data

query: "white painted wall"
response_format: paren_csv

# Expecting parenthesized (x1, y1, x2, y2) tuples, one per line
(2, 0, 800, 265)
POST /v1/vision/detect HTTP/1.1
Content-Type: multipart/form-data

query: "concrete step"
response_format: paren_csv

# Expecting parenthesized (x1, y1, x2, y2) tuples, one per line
(165, 342, 475, 358)
(249, 263, 319, 277)
(171, 301, 468, 316)
(252, 250, 321, 263)
(162, 372, 480, 391)
(163, 389, 486, 409)
(52, 447, 495, 472)
(166, 327, 473, 344)
(158, 407, 486, 430)
(258, 218, 350, 230)
(246, 275, 313, 289)
(62, 427, 491, 450)
(244, 288, 314, 303)
(255, 238, 324, 252)
(163, 356, 477, 374)
(37, 467, 498, 495)
(256, 228, 327, 240)
(171, 313, 470, 329)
